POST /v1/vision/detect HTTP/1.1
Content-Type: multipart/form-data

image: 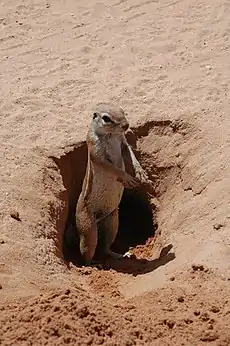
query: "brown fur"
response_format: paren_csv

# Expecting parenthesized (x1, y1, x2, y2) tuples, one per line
(76, 102, 149, 265)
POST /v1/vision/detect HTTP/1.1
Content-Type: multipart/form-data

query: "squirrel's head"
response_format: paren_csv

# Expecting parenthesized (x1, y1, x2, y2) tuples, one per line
(91, 102, 129, 135)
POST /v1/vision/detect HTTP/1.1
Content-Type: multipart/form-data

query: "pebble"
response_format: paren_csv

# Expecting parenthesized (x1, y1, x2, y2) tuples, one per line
(164, 319, 175, 329)
(210, 306, 220, 313)
(200, 330, 218, 342)
(10, 210, 21, 221)
(192, 264, 204, 271)
(200, 312, 210, 321)
(178, 296, 184, 303)
(213, 223, 223, 230)
(194, 310, 200, 316)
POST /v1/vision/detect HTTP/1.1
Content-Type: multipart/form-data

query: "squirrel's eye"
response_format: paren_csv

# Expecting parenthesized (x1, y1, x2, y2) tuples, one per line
(102, 115, 112, 123)
(93, 112, 98, 119)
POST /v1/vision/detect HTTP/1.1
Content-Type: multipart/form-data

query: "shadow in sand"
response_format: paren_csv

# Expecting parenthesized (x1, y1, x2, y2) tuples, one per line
(101, 244, 175, 275)
(65, 242, 175, 276)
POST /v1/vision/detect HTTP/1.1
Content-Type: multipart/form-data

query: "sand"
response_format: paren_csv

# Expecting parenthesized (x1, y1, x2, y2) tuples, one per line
(0, 0, 230, 345)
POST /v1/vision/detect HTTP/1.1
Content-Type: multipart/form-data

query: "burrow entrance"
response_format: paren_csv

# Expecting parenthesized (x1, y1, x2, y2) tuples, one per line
(52, 145, 157, 265)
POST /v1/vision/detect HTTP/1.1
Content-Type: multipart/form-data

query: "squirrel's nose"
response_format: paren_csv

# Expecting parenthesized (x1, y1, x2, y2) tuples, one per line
(122, 123, 129, 131)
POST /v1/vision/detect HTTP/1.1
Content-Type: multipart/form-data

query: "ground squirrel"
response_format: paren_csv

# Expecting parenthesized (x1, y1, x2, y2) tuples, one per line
(76, 102, 149, 265)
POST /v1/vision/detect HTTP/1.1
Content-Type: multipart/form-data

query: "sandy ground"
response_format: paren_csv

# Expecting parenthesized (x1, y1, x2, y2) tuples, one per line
(0, 0, 230, 345)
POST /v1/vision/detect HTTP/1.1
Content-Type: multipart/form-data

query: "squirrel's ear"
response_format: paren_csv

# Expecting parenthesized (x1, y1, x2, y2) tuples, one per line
(93, 112, 98, 119)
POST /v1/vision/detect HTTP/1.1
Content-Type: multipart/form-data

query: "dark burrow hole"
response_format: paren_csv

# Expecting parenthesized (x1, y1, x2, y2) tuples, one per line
(52, 141, 157, 265)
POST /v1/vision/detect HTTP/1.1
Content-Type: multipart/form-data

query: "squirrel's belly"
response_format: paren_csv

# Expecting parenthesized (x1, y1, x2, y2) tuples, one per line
(90, 171, 124, 218)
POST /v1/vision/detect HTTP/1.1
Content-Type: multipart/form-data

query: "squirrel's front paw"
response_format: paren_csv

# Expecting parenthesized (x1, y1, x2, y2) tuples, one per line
(135, 169, 149, 184)
(118, 173, 139, 189)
